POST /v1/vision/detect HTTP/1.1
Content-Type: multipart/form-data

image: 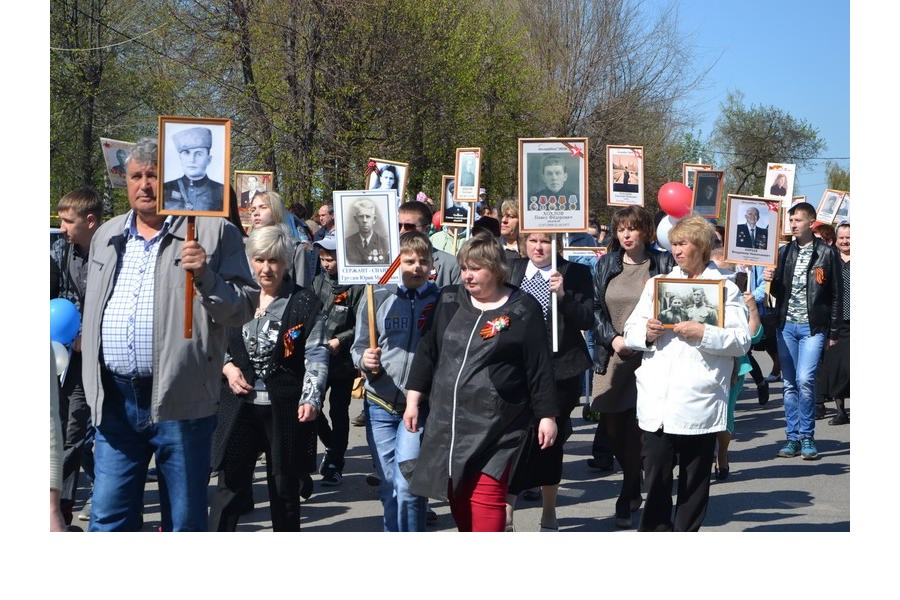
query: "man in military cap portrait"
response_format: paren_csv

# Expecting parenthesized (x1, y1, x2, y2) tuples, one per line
(163, 126, 225, 212)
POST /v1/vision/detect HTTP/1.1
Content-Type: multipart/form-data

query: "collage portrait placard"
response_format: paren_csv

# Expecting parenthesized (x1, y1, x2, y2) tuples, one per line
(518, 137, 589, 232)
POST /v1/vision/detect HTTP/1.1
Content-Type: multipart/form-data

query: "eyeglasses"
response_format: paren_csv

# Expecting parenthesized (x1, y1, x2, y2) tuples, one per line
(399, 222, 419, 231)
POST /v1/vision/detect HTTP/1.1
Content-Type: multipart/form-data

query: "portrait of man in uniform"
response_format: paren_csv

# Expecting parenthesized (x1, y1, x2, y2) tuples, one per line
(161, 123, 227, 213)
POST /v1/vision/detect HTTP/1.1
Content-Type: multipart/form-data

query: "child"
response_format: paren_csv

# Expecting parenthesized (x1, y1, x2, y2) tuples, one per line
(351, 230, 440, 531)
(311, 237, 365, 486)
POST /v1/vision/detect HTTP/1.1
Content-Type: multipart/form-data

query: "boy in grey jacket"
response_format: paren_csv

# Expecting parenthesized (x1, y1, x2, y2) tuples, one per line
(351, 231, 439, 531)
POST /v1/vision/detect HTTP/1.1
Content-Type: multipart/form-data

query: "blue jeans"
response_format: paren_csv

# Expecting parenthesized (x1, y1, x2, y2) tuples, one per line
(89, 371, 216, 531)
(776, 322, 825, 441)
(364, 399, 427, 532)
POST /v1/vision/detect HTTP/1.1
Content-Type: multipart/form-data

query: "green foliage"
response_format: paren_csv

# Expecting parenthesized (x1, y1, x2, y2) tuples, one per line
(825, 161, 850, 192)
(711, 91, 825, 196)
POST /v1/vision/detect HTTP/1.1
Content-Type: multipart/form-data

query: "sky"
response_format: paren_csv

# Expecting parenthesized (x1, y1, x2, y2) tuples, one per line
(648, 0, 850, 201)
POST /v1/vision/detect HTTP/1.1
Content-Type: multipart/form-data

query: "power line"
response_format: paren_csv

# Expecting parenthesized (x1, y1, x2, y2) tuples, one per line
(50, 24, 166, 52)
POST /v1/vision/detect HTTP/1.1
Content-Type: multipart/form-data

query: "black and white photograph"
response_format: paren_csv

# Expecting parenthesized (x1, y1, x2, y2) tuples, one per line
(519, 137, 588, 232)
(654, 278, 724, 328)
(440, 175, 471, 228)
(365, 157, 409, 202)
(607, 145, 643, 206)
(764, 162, 796, 200)
(724, 195, 781, 267)
(333, 189, 401, 285)
(682, 162, 712, 190)
(453, 147, 481, 202)
(100, 137, 135, 189)
(692, 169, 723, 218)
(158, 116, 231, 217)
(817, 188, 847, 224)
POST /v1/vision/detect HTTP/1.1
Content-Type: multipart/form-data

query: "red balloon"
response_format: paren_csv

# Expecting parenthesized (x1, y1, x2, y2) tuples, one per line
(432, 211, 442, 230)
(657, 182, 693, 218)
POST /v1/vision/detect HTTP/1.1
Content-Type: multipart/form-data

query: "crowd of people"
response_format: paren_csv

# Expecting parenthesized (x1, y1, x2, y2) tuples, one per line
(51, 142, 849, 532)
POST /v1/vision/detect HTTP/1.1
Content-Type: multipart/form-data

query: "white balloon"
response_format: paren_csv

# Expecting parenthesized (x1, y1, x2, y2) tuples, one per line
(656, 215, 680, 252)
(52, 341, 69, 376)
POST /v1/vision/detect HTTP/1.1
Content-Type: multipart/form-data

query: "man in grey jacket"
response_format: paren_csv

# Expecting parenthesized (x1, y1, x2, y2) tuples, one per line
(81, 137, 255, 531)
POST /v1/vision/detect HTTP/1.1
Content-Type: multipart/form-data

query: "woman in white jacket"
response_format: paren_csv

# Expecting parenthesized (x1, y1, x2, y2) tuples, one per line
(623, 215, 751, 531)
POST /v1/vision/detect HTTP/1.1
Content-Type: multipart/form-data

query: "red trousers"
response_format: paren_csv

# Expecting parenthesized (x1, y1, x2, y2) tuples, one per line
(448, 465, 510, 532)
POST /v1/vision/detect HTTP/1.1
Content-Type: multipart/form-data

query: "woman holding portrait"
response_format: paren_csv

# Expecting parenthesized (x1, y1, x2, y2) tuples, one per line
(402, 231, 558, 532)
(623, 215, 750, 531)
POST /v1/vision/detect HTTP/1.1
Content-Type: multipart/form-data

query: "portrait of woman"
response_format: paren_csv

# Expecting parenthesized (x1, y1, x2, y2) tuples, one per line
(372, 165, 399, 191)
(769, 173, 788, 197)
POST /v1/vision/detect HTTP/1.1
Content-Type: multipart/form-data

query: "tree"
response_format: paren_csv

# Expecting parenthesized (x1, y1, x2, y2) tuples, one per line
(825, 160, 850, 191)
(711, 91, 825, 196)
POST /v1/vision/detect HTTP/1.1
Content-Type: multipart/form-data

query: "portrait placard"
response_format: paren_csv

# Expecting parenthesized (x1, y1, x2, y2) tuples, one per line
(692, 170, 724, 218)
(607, 145, 644, 207)
(724, 195, 781, 268)
(234, 170, 273, 231)
(817, 188, 848, 224)
(654, 278, 724, 328)
(764, 163, 796, 201)
(562, 246, 607, 262)
(453, 148, 481, 202)
(782, 195, 806, 234)
(682, 163, 712, 190)
(158, 116, 231, 217)
(440, 175, 472, 229)
(834, 193, 850, 223)
(333, 189, 401, 285)
(518, 137, 589, 232)
(100, 138, 135, 189)
(365, 158, 409, 202)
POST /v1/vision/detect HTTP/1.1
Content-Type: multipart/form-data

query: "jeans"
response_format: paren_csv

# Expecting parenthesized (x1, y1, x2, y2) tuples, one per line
(89, 371, 216, 531)
(776, 322, 826, 441)
(364, 399, 427, 532)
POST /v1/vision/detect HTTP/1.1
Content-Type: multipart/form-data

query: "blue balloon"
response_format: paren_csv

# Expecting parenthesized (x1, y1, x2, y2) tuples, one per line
(50, 298, 81, 345)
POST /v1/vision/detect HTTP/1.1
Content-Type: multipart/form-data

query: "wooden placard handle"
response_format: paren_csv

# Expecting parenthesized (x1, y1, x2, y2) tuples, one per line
(184, 217, 195, 338)
(366, 283, 378, 374)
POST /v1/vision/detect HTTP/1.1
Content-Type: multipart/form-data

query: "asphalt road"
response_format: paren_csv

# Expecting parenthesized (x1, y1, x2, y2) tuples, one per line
(71, 350, 850, 533)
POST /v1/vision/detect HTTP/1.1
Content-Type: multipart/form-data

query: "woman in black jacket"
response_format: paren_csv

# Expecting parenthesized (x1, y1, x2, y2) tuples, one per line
(591, 206, 674, 529)
(402, 232, 558, 531)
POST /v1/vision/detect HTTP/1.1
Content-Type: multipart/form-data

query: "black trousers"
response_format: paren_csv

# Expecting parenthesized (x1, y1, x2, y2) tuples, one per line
(316, 372, 354, 469)
(603, 407, 643, 519)
(638, 428, 716, 532)
(208, 400, 315, 532)
(58, 351, 94, 509)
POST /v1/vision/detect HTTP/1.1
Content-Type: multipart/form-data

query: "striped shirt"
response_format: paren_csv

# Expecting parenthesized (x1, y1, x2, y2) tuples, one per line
(101, 213, 173, 377)
(786, 243, 813, 324)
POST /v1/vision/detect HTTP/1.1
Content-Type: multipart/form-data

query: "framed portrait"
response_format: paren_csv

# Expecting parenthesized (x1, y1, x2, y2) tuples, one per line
(607, 145, 644, 207)
(234, 170, 273, 231)
(764, 163, 796, 201)
(654, 278, 724, 328)
(692, 170, 724, 218)
(781, 195, 806, 234)
(834, 193, 850, 223)
(453, 148, 481, 202)
(817, 188, 848, 224)
(682, 163, 712, 190)
(518, 137, 589, 233)
(158, 116, 231, 217)
(440, 175, 472, 229)
(100, 137, 135, 189)
(365, 158, 409, 202)
(333, 189, 401, 285)
(724, 195, 781, 267)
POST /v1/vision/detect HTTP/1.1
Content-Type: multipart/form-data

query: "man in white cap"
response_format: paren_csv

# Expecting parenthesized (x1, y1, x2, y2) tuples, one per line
(163, 126, 225, 211)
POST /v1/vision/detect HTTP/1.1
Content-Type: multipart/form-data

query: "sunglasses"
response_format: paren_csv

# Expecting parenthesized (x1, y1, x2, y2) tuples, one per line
(399, 222, 419, 231)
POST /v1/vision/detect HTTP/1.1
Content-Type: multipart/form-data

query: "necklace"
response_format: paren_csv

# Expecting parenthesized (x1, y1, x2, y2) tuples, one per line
(622, 253, 649, 265)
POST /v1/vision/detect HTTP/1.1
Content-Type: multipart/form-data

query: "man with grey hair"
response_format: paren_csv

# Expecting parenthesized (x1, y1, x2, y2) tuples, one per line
(81, 136, 255, 531)
(163, 126, 225, 211)
(344, 198, 389, 264)
(735, 206, 768, 249)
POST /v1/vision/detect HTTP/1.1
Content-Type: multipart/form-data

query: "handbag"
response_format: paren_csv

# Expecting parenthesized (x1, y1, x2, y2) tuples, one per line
(350, 374, 365, 400)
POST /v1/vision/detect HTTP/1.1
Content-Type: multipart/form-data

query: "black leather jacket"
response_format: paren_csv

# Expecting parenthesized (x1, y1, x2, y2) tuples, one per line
(769, 238, 842, 340)
(591, 246, 675, 374)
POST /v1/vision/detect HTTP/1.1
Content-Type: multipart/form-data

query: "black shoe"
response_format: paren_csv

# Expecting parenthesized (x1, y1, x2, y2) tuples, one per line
(714, 466, 730, 481)
(757, 381, 770, 406)
(587, 457, 614, 472)
(300, 474, 314, 500)
(321, 464, 343, 486)
(815, 403, 827, 420)
(365, 472, 381, 487)
(829, 412, 849, 425)
(351, 410, 366, 427)
(426, 509, 438, 525)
